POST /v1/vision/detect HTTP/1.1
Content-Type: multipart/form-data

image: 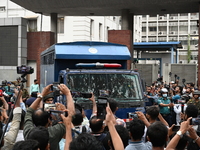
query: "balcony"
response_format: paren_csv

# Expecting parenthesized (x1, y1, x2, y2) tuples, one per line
(179, 22, 188, 26)
(149, 23, 157, 26)
(148, 31, 157, 36)
(169, 22, 178, 26)
(179, 16, 188, 20)
(158, 22, 167, 26)
(179, 31, 188, 35)
(148, 17, 157, 21)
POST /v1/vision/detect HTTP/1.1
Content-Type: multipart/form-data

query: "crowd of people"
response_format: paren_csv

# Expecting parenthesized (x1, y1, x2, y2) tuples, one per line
(0, 77, 199, 150)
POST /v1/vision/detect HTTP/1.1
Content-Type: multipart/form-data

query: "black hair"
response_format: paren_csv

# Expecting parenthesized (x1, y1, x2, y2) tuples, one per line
(69, 133, 103, 150)
(34, 79, 37, 82)
(27, 126, 49, 150)
(129, 118, 145, 141)
(108, 125, 129, 150)
(185, 104, 198, 118)
(13, 139, 40, 150)
(147, 121, 168, 147)
(107, 98, 118, 113)
(89, 116, 104, 133)
(31, 92, 38, 98)
(32, 109, 50, 126)
(146, 106, 159, 120)
(0, 100, 3, 107)
(177, 86, 183, 94)
(72, 113, 83, 126)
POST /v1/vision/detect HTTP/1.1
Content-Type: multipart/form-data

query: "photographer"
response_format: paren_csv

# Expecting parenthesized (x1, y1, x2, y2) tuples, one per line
(23, 84, 75, 150)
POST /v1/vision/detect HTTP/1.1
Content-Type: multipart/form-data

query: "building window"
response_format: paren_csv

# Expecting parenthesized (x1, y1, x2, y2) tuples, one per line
(142, 27, 146, 32)
(27, 19, 37, 32)
(90, 19, 94, 38)
(149, 27, 157, 31)
(58, 17, 64, 33)
(99, 23, 102, 40)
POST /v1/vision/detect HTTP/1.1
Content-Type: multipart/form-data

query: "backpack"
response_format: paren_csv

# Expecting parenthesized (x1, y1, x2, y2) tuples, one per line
(0, 89, 3, 97)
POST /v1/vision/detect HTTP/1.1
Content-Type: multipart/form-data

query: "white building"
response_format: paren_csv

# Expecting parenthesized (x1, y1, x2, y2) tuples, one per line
(141, 13, 199, 64)
(0, 0, 122, 43)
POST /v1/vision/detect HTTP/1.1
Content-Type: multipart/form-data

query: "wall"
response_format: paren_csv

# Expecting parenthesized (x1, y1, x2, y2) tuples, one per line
(27, 32, 55, 85)
(108, 30, 133, 69)
(0, 17, 27, 82)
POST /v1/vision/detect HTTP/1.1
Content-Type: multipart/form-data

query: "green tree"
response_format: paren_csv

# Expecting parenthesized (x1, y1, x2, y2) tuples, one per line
(187, 34, 191, 63)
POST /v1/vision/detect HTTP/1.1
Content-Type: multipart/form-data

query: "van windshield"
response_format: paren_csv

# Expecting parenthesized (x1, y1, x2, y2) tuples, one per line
(67, 73, 143, 102)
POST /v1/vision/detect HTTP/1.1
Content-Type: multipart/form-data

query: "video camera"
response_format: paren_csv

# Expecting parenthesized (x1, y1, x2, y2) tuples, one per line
(17, 65, 34, 74)
(97, 98, 108, 119)
(71, 91, 92, 98)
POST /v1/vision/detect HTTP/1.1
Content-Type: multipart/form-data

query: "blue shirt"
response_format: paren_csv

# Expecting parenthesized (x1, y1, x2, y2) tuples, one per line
(158, 97, 171, 114)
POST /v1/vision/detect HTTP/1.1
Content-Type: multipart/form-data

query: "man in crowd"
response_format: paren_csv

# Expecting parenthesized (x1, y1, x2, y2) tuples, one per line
(125, 118, 152, 150)
(23, 84, 75, 150)
(30, 79, 40, 95)
(187, 91, 200, 115)
(158, 88, 174, 126)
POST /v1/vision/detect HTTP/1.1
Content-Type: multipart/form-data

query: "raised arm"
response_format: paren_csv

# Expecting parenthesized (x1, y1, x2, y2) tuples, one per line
(30, 84, 52, 110)
(136, 111, 150, 127)
(105, 104, 124, 150)
(3, 90, 22, 150)
(58, 84, 75, 115)
(61, 112, 73, 150)
(89, 93, 97, 115)
(158, 113, 169, 127)
(0, 96, 8, 111)
(166, 117, 191, 150)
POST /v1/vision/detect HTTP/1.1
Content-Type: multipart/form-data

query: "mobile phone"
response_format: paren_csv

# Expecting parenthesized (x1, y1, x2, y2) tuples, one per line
(172, 125, 180, 131)
(51, 82, 60, 91)
(191, 118, 200, 125)
(50, 110, 68, 117)
(44, 103, 56, 111)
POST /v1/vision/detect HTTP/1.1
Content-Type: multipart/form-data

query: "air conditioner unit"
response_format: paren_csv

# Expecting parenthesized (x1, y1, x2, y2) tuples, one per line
(159, 16, 164, 20)
(158, 31, 163, 35)
(193, 31, 197, 34)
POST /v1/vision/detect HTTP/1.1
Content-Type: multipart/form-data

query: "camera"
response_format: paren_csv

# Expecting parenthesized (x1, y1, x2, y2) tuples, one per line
(17, 65, 34, 74)
(43, 103, 56, 111)
(97, 98, 107, 119)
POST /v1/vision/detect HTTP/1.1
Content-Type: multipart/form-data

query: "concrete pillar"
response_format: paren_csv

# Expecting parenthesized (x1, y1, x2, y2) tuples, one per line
(176, 50, 179, 63)
(198, 4, 200, 89)
(121, 9, 134, 68)
(170, 47, 174, 64)
(51, 13, 58, 43)
(121, 9, 133, 31)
